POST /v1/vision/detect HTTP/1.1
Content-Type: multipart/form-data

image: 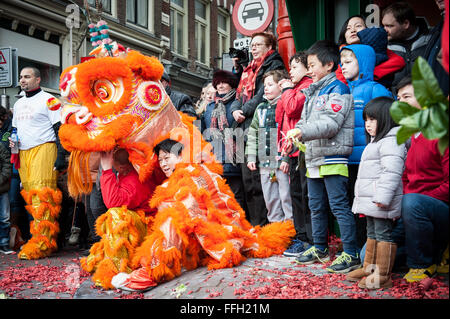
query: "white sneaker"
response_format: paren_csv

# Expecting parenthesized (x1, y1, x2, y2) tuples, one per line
(0, 245, 14, 255)
(68, 227, 81, 245)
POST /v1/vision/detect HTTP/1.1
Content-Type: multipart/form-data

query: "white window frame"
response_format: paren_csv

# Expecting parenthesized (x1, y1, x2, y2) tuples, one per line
(87, 0, 117, 18)
(126, 0, 155, 34)
(170, 0, 188, 57)
(194, 0, 210, 65)
(217, 8, 230, 68)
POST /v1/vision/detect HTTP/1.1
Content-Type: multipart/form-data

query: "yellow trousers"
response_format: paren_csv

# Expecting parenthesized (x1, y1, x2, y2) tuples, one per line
(18, 142, 58, 191)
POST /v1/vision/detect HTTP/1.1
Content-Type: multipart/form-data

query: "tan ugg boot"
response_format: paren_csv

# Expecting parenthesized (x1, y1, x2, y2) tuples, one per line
(359, 241, 397, 289)
(346, 238, 377, 282)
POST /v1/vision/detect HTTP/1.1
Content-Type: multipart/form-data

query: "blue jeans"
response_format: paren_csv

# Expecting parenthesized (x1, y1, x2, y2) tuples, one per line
(402, 193, 449, 268)
(307, 175, 358, 256)
(0, 192, 10, 246)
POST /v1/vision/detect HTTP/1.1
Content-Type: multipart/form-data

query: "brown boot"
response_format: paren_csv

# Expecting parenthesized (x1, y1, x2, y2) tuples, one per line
(346, 238, 377, 282)
(359, 241, 397, 289)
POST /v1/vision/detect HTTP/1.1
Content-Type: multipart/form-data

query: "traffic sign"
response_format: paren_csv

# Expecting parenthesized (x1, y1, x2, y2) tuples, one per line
(0, 47, 12, 87)
(232, 0, 274, 36)
(233, 37, 251, 50)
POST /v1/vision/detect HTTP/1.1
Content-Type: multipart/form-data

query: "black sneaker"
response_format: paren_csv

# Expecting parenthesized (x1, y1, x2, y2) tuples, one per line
(326, 252, 361, 273)
(0, 245, 14, 255)
(295, 246, 330, 264)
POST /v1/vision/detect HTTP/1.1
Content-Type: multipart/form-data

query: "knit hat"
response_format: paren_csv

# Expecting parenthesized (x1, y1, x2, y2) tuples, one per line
(212, 70, 239, 89)
(357, 27, 389, 65)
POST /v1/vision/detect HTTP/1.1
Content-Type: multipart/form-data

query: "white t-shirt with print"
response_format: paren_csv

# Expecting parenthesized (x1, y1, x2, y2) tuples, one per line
(12, 90, 61, 150)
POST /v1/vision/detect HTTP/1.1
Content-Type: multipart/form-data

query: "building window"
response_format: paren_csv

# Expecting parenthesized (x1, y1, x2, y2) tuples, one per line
(194, 0, 209, 65)
(170, 0, 187, 57)
(127, 0, 153, 30)
(87, 0, 112, 15)
(217, 10, 230, 68)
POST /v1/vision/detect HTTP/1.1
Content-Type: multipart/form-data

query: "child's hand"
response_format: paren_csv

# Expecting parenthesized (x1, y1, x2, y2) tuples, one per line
(281, 140, 293, 156)
(280, 161, 289, 174)
(247, 162, 257, 171)
(279, 79, 294, 89)
(375, 202, 387, 209)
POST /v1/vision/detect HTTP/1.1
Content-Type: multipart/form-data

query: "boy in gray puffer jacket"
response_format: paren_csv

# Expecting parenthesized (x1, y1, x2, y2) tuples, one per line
(346, 97, 407, 290)
(287, 40, 359, 274)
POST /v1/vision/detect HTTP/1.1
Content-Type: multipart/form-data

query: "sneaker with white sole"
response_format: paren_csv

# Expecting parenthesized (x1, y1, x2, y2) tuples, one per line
(295, 246, 330, 264)
(326, 251, 361, 273)
(0, 245, 14, 255)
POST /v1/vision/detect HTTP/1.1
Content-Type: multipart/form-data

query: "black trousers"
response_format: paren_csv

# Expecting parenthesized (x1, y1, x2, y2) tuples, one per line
(240, 162, 268, 227)
(289, 154, 313, 244)
(225, 174, 247, 214)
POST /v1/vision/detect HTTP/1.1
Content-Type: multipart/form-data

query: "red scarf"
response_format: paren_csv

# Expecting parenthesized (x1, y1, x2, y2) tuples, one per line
(237, 49, 275, 102)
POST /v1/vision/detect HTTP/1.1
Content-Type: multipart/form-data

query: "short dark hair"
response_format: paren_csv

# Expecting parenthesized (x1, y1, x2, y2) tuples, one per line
(263, 69, 290, 84)
(289, 51, 308, 68)
(154, 138, 184, 156)
(306, 40, 340, 72)
(395, 75, 412, 93)
(113, 148, 131, 165)
(337, 15, 366, 46)
(22, 66, 41, 78)
(382, 2, 417, 26)
(363, 96, 397, 143)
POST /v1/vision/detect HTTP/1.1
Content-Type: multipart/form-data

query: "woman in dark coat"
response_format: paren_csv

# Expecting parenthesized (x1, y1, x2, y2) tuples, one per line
(230, 32, 286, 227)
(201, 70, 246, 212)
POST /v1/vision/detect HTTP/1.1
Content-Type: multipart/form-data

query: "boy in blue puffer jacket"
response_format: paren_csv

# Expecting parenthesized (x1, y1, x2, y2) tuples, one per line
(340, 44, 392, 249)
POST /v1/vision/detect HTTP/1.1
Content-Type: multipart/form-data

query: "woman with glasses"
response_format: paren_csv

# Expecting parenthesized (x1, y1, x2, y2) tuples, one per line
(230, 32, 286, 228)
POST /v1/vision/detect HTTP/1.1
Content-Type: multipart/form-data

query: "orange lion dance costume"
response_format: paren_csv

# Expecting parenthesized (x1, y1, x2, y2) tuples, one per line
(56, 34, 295, 290)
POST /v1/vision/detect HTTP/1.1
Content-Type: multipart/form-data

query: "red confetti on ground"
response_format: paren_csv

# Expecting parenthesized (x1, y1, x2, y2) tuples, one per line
(0, 261, 90, 298)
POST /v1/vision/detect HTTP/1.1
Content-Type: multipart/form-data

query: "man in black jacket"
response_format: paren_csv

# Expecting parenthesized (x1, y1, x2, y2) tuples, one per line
(423, 0, 449, 96)
(382, 2, 431, 87)
(161, 71, 197, 119)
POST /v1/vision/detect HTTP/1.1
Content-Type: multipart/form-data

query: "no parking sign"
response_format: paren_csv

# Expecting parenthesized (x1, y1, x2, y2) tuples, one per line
(232, 0, 274, 36)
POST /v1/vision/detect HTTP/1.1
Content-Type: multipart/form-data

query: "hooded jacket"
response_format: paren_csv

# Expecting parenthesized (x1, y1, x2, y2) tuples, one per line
(341, 44, 392, 165)
(352, 126, 407, 219)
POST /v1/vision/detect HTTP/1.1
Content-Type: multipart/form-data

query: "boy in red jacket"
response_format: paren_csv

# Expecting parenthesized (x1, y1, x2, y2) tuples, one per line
(396, 76, 449, 282)
(100, 148, 157, 216)
(276, 52, 314, 257)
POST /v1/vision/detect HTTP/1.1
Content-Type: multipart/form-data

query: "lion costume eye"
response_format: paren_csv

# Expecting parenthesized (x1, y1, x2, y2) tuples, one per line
(75, 57, 133, 117)
(137, 81, 164, 111)
(93, 79, 119, 104)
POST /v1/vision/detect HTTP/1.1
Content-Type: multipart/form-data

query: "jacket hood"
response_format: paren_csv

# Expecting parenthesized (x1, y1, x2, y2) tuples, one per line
(357, 27, 389, 65)
(341, 44, 376, 83)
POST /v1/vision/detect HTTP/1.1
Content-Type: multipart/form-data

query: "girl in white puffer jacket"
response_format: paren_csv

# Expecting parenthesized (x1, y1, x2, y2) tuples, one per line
(345, 96, 407, 290)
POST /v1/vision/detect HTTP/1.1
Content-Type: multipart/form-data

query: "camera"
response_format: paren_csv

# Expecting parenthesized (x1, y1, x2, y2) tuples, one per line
(229, 47, 250, 66)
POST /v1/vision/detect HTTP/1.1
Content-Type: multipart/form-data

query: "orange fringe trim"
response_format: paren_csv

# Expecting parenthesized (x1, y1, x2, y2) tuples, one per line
(81, 207, 147, 289)
(67, 150, 93, 198)
(124, 51, 164, 81)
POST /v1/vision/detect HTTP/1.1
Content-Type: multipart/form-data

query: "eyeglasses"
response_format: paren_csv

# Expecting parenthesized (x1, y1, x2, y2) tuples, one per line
(250, 42, 267, 48)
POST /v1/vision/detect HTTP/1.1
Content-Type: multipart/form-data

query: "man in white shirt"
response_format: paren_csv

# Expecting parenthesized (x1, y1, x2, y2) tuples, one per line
(10, 67, 65, 260)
